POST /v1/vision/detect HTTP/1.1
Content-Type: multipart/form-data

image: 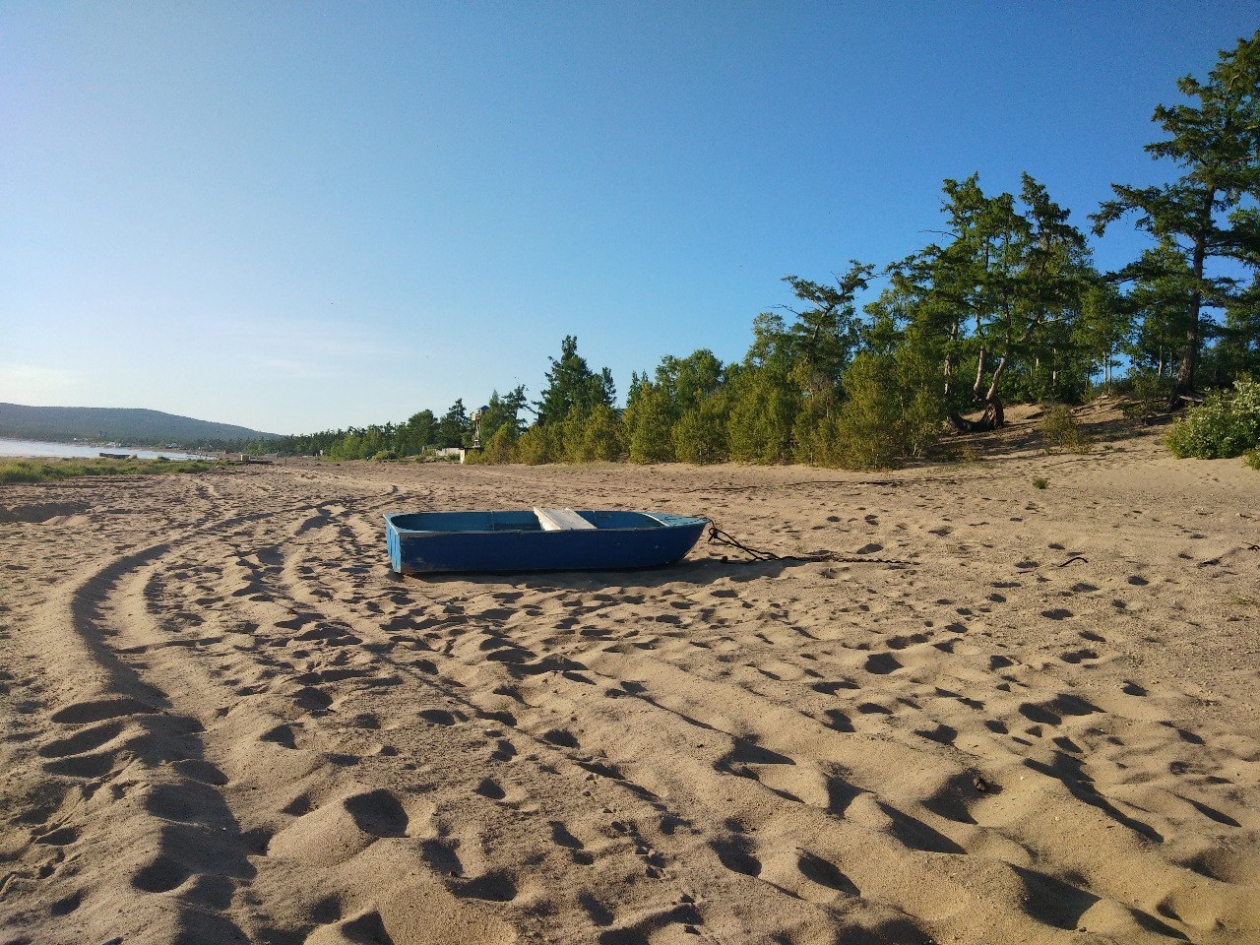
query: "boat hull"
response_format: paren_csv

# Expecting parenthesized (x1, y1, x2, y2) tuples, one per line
(384, 510, 708, 575)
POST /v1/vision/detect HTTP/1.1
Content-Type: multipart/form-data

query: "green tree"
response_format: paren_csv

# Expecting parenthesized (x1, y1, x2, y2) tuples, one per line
(779, 262, 874, 396)
(623, 379, 675, 463)
(513, 425, 551, 465)
(653, 349, 725, 411)
(726, 365, 799, 464)
(436, 399, 469, 449)
(397, 409, 436, 455)
(475, 386, 528, 445)
(1119, 242, 1197, 377)
(891, 173, 1092, 428)
(479, 424, 518, 464)
(326, 431, 363, 460)
(535, 336, 615, 426)
(570, 403, 624, 462)
(672, 392, 730, 464)
(1073, 283, 1133, 390)
(1208, 274, 1260, 381)
(811, 352, 945, 470)
(1093, 30, 1260, 400)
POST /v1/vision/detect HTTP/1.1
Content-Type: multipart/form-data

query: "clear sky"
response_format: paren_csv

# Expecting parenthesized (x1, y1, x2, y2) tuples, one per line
(2, 2, 1257, 435)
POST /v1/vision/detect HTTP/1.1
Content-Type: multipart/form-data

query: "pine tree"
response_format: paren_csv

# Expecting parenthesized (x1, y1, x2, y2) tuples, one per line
(1093, 30, 1260, 401)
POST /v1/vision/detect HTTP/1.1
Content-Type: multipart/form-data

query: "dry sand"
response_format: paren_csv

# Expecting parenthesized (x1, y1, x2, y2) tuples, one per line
(2, 416, 1259, 944)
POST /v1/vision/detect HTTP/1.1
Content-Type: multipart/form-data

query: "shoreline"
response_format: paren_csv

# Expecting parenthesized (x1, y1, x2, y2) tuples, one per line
(2, 426, 1258, 944)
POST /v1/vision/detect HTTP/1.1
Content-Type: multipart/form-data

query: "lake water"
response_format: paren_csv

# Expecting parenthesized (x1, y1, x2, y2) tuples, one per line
(0, 438, 212, 461)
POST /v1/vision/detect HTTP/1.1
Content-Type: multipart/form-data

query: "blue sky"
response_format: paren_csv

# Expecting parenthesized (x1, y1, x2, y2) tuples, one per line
(2, 2, 1256, 435)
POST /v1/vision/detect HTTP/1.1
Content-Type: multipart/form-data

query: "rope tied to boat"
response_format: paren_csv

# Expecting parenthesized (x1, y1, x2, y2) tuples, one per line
(704, 522, 915, 566)
(705, 524, 781, 561)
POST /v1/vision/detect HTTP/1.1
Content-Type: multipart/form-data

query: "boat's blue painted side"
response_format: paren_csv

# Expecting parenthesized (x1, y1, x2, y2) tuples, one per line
(384, 510, 708, 574)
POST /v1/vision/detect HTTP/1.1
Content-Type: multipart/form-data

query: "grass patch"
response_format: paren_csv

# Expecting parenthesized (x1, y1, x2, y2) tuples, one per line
(0, 458, 218, 484)
(1032, 477, 1048, 489)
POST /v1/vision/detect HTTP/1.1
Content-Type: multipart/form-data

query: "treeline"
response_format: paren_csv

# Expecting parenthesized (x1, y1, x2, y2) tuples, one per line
(253, 401, 480, 461)
(273, 32, 1260, 470)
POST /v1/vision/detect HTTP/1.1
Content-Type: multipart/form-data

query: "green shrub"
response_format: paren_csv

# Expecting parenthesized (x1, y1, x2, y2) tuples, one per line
(0, 458, 214, 483)
(513, 426, 551, 465)
(479, 425, 518, 464)
(0, 462, 45, 483)
(672, 400, 728, 464)
(1245, 448, 1260, 471)
(816, 352, 944, 470)
(1032, 476, 1048, 489)
(572, 404, 624, 462)
(726, 370, 798, 464)
(1040, 405, 1092, 453)
(624, 384, 675, 463)
(1119, 371, 1172, 424)
(1166, 378, 1260, 459)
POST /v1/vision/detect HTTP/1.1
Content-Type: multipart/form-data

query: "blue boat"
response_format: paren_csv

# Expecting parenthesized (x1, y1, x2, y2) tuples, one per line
(384, 508, 709, 574)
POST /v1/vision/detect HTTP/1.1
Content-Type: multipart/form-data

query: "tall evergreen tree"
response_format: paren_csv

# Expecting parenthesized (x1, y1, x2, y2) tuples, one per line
(476, 386, 528, 444)
(1092, 30, 1260, 400)
(398, 409, 437, 455)
(436, 399, 469, 448)
(779, 262, 874, 396)
(535, 336, 615, 424)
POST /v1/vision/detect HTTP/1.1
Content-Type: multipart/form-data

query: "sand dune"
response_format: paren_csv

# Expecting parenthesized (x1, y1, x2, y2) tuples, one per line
(2, 428, 1259, 943)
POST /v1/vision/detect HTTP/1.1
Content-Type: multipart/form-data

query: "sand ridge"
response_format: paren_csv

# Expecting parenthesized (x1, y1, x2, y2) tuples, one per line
(1, 433, 1259, 943)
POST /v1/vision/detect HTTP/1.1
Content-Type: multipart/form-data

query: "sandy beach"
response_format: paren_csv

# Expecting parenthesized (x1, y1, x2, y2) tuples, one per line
(2, 420, 1259, 944)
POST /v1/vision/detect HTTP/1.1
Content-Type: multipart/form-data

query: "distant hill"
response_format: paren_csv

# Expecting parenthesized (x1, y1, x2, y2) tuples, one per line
(0, 403, 282, 446)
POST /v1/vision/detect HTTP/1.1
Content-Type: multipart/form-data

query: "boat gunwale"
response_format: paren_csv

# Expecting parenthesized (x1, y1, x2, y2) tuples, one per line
(383, 510, 709, 538)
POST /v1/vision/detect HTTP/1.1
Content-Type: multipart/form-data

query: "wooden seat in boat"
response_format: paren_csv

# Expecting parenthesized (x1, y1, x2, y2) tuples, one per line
(534, 507, 596, 531)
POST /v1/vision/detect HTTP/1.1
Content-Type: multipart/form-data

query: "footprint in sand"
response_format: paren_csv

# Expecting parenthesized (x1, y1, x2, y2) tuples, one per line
(260, 723, 297, 749)
(49, 890, 82, 916)
(824, 709, 854, 733)
(548, 820, 594, 864)
(293, 687, 333, 712)
(543, 728, 581, 748)
(811, 679, 858, 694)
(864, 652, 902, 675)
(131, 854, 189, 893)
(1060, 648, 1098, 664)
(876, 801, 965, 855)
(449, 869, 518, 902)
(35, 825, 79, 846)
(43, 751, 117, 779)
(578, 890, 616, 926)
(343, 789, 409, 837)
(709, 835, 762, 877)
(796, 850, 860, 896)
(474, 777, 506, 800)
(914, 724, 957, 745)
(37, 720, 125, 758)
(144, 782, 224, 824)
(419, 708, 461, 726)
(281, 794, 314, 817)
(50, 697, 152, 725)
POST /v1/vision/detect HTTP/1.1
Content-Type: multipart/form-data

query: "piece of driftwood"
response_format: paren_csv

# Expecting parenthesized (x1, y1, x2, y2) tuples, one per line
(947, 402, 1005, 434)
